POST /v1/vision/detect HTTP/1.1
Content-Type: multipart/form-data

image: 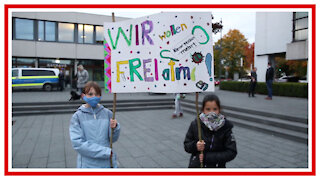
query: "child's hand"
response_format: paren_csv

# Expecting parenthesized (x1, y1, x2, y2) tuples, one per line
(110, 119, 117, 128)
(199, 153, 203, 163)
(197, 140, 205, 151)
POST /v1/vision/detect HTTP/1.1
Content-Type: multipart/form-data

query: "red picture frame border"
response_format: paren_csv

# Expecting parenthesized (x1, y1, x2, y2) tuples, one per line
(4, 4, 316, 176)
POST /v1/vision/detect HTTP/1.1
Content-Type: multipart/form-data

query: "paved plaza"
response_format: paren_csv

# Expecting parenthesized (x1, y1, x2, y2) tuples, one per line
(11, 88, 309, 168)
(12, 109, 308, 168)
(12, 88, 308, 119)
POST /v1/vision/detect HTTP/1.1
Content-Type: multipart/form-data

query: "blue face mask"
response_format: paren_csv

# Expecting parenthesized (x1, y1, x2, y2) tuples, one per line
(83, 96, 101, 108)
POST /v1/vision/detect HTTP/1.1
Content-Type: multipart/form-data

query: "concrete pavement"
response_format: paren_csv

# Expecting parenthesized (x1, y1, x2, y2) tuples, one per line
(12, 87, 308, 119)
(12, 110, 308, 168)
(11, 87, 310, 168)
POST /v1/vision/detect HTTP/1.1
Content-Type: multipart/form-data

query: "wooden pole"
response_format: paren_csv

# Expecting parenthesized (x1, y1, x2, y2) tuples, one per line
(112, 12, 115, 22)
(110, 12, 116, 168)
(195, 92, 203, 168)
(110, 93, 116, 167)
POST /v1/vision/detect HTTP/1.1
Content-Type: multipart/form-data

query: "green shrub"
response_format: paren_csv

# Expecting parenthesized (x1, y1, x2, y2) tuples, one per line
(220, 81, 308, 98)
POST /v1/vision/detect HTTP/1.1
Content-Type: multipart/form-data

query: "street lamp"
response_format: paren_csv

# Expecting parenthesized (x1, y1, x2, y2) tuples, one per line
(214, 44, 221, 79)
(240, 57, 243, 80)
(219, 19, 223, 81)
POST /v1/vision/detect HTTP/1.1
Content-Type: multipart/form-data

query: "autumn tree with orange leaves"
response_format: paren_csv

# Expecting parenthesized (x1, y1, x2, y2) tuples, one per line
(214, 29, 249, 79)
(244, 43, 255, 69)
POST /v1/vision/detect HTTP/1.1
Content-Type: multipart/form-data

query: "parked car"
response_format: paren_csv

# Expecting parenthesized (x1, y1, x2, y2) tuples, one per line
(214, 78, 220, 86)
(12, 68, 59, 91)
(276, 76, 299, 82)
(237, 76, 251, 82)
(298, 76, 308, 83)
(220, 78, 232, 81)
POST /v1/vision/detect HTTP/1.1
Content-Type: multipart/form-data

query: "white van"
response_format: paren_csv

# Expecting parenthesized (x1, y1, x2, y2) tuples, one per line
(12, 68, 60, 91)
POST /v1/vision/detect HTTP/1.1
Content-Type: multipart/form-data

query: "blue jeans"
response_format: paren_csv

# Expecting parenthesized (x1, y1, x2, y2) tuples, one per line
(266, 80, 273, 98)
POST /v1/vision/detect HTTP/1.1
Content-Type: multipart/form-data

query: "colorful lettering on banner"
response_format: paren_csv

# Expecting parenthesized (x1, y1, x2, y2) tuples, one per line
(129, 58, 143, 82)
(116, 60, 129, 82)
(108, 25, 132, 50)
(104, 12, 214, 93)
(141, 20, 154, 45)
(143, 59, 154, 82)
(159, 23, 187, 40)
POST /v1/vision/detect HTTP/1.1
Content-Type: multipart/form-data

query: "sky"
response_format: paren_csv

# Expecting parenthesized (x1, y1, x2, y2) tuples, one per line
(211, 12, 255, 43)
(77, 10, 256, 44)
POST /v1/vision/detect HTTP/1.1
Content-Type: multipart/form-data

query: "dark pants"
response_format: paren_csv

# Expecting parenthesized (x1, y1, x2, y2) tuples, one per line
(266, 80, 273, 98)
(59, 80, 64, 91)
(249, 81, 257, 97)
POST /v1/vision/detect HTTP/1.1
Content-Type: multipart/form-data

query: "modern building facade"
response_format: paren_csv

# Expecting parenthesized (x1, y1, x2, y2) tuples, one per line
(254, 12, 308, 82)
(12, 12, 129, 87)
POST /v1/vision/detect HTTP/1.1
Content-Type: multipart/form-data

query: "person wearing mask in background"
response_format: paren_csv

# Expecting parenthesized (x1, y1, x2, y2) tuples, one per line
(265, 62, 274, 100)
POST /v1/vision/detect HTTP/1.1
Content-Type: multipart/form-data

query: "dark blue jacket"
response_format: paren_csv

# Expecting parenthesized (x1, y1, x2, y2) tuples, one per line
(266, 67, 274, 81)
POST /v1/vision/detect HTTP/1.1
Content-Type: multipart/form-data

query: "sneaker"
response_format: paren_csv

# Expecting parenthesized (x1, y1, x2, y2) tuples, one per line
(179, 113, 183, 117)
(172, 114, 177, 118)
(265, 97, 272, 100)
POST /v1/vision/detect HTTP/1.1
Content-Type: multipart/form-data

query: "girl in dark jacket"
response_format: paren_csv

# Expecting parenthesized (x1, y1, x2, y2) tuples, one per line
(184, 94, 237, 168)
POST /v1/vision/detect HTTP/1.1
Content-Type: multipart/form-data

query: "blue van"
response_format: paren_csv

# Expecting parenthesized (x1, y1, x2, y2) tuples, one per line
(12, 68, 59, 91)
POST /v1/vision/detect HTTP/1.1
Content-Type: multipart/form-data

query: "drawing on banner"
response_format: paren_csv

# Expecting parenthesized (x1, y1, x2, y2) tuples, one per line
(104, 12, 214, 93)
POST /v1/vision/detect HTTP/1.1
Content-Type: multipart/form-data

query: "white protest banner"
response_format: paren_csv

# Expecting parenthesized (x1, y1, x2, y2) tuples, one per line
(104, 12, 214, 93)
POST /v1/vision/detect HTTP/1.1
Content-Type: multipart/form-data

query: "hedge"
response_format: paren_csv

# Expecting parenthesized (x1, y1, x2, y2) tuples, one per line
(219, 81, 308, 98)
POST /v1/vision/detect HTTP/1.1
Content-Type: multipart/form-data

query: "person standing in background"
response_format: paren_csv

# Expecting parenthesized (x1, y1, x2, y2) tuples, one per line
(58, 69, 65, 91)
(77, 65, 89, 95)
(265, 62, 274, 100)
(172, 93, 185, 118)
(248, 67, 257, 97)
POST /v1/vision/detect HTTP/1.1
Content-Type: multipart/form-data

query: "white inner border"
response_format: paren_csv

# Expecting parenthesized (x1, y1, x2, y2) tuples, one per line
(7, 7, 313, 173)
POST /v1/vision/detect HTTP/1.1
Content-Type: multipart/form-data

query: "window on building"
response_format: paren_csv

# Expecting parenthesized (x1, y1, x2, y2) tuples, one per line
(16, 58, 36, 68)
(78, 24, 84, 43)
(95, 26, 104, 44)
(12, 57, 17, 68)
(93, 67, 104, 81)
(38, 21, 44, 41)
(38, 21, 56, 41)
(293, 12, 308, 41)
(15, 18, 34, 40)
(78, 24, 94, 44)
(58, 22, 74, 42)
(77, 59, 104, 82)
(46, 21, 56, 41)
(39, 58, 71, 68)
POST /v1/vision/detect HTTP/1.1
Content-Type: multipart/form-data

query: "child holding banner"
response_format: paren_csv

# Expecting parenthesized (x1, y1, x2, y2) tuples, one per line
(184, 94, 237, 168)
(69, 81, 120, 168)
